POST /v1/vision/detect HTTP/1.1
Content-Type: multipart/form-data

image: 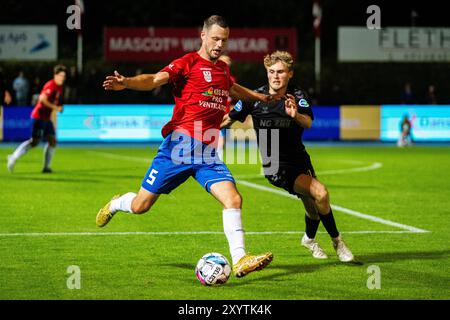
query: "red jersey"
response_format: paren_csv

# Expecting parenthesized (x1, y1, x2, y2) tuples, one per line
(31, 79, 63, 121)
(160, 52, 234, 144)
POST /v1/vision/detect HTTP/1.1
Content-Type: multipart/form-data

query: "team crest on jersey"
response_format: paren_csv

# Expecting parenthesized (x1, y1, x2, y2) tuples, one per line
(298, 98, 309, 108)
(234, 100, 243, 112)
(203, 70, 212, 82)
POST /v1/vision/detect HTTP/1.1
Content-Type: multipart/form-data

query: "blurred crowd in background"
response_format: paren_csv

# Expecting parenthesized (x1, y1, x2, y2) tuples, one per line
(1, 0, 448, 106)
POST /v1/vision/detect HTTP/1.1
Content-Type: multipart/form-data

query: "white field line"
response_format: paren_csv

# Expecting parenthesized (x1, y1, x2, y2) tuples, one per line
(234, 162, 383, 179)
(0, 230, 425, 237)
(317, 162, 382, 175)
(237, 180, 429, 234)
(87, 151, 429, 234)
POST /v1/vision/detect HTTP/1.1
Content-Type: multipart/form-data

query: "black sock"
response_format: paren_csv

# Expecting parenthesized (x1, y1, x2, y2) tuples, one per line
(305, 214, 320, 239)
(318, 209, 340, 238)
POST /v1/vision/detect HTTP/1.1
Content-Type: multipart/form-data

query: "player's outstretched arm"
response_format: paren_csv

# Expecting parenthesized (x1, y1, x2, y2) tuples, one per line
(230, 83, 282, 103)
(103, 70, 170, 91)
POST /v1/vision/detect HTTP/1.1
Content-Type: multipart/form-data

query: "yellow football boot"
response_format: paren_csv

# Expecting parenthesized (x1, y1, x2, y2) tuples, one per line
(96, 195, 121, 227)
(233, 252, 273, 278)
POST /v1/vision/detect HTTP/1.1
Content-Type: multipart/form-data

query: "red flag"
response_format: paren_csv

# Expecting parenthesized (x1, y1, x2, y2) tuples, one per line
(313, 0, 322, 38)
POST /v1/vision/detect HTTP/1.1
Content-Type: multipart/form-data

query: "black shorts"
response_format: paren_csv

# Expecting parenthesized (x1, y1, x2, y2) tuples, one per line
(31, 119, 55, 139)
(265, 152, 316, 196)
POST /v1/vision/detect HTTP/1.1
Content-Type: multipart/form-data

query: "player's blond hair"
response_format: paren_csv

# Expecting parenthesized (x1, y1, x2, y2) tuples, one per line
(263, 51, 294, 71)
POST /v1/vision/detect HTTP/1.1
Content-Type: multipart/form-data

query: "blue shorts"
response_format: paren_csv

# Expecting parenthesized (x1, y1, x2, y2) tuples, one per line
(141, 132, 235, 194)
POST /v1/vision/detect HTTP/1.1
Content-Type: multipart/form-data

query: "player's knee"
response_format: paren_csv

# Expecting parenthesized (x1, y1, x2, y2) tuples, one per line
(314, 186, 329, 205)
(223, 192, 242, 209)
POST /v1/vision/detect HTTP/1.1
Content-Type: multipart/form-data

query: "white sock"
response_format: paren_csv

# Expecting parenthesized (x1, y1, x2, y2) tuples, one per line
(11, 139, 33, 160)
(109, 192, 137, 213)
(223, 208, 246, 264)
(43, 144, 55, 169)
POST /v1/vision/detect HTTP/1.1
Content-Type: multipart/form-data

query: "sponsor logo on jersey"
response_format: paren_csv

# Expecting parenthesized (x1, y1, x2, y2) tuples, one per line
(203, 70, 212, 82)
(298, 98, 309, 108)
(234, 100, 243, 112)
(202, 87, 214, 96)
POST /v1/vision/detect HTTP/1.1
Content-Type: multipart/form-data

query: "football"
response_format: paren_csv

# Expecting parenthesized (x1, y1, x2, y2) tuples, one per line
(195, 252, 232, 285)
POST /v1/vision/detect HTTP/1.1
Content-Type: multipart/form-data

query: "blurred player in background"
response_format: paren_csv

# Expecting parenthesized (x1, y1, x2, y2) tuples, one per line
(7, 65, 66, 173)
(98, 16, 275, 278)
(221, 51, 355, 262)
(397, 114, 413, 147)
(217, 54, 236, 160)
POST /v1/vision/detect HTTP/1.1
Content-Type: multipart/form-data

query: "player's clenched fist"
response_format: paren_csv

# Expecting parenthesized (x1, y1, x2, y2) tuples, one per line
(103, 70, 126, 91)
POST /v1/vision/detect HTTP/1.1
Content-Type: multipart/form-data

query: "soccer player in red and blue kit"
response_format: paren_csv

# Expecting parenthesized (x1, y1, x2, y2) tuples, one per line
(97, 16, 275, 278)
(7, 65, 66, 173)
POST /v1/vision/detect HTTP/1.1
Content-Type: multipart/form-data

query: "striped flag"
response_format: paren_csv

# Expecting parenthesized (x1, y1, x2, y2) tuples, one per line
(313, 0, 322, 38)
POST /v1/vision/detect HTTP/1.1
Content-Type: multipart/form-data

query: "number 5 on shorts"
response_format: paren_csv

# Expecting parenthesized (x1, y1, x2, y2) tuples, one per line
(146, 169, 159, 185)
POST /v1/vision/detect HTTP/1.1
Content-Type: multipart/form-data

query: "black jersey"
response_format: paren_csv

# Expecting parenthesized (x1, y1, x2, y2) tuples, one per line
(228, 85, 313, 167)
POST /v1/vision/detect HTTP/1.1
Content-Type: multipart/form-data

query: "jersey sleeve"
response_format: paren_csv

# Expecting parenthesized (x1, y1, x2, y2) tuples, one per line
(294, 89, 314, 120)
(41, 82, 55, 99)
(228, 99, 252, 123)
(160, 56, 190, 84)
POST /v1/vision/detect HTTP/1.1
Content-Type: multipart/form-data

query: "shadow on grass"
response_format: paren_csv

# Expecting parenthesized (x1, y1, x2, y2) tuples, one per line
(164, 250, 449, 287)
(4, 175, 101, 183)
(355, 249, 450, 264)
(164, 259, 364, 287)
(2, 166, 144, 182)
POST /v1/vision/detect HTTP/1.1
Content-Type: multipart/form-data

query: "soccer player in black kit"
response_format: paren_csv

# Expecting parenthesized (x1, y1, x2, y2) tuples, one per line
(221, 51, 354, 262)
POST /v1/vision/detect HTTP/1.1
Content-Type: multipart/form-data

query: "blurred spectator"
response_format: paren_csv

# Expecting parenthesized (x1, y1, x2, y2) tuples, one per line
(397, 114, 413, 147)
(31, 76, 42, 106)
(12, 71, 30, 105)
(0, 67, 12, 106)
(401, 82, 415, 104)
(64, 65, 79, 104)
(425, 85, 437, 104)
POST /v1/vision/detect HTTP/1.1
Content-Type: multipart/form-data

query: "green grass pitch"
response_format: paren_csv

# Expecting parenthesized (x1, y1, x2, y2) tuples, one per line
(0, 144, 449, 299)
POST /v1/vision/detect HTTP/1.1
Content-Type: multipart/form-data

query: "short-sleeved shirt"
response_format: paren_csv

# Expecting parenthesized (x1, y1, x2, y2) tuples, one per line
(31, 79, 63, 121)
(160, 52, 234, 145)
(229, 85, 314, 166)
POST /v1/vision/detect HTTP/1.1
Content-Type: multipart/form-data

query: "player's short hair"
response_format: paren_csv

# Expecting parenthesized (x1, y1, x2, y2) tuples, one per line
(203, 15, 229, 30)
(53, 64, 67, 75)
(264, 51, 294, 71)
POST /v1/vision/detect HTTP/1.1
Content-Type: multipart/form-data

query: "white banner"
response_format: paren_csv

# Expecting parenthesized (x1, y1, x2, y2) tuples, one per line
(0, 25, 57, 60)
(339, 27, 450, 62)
